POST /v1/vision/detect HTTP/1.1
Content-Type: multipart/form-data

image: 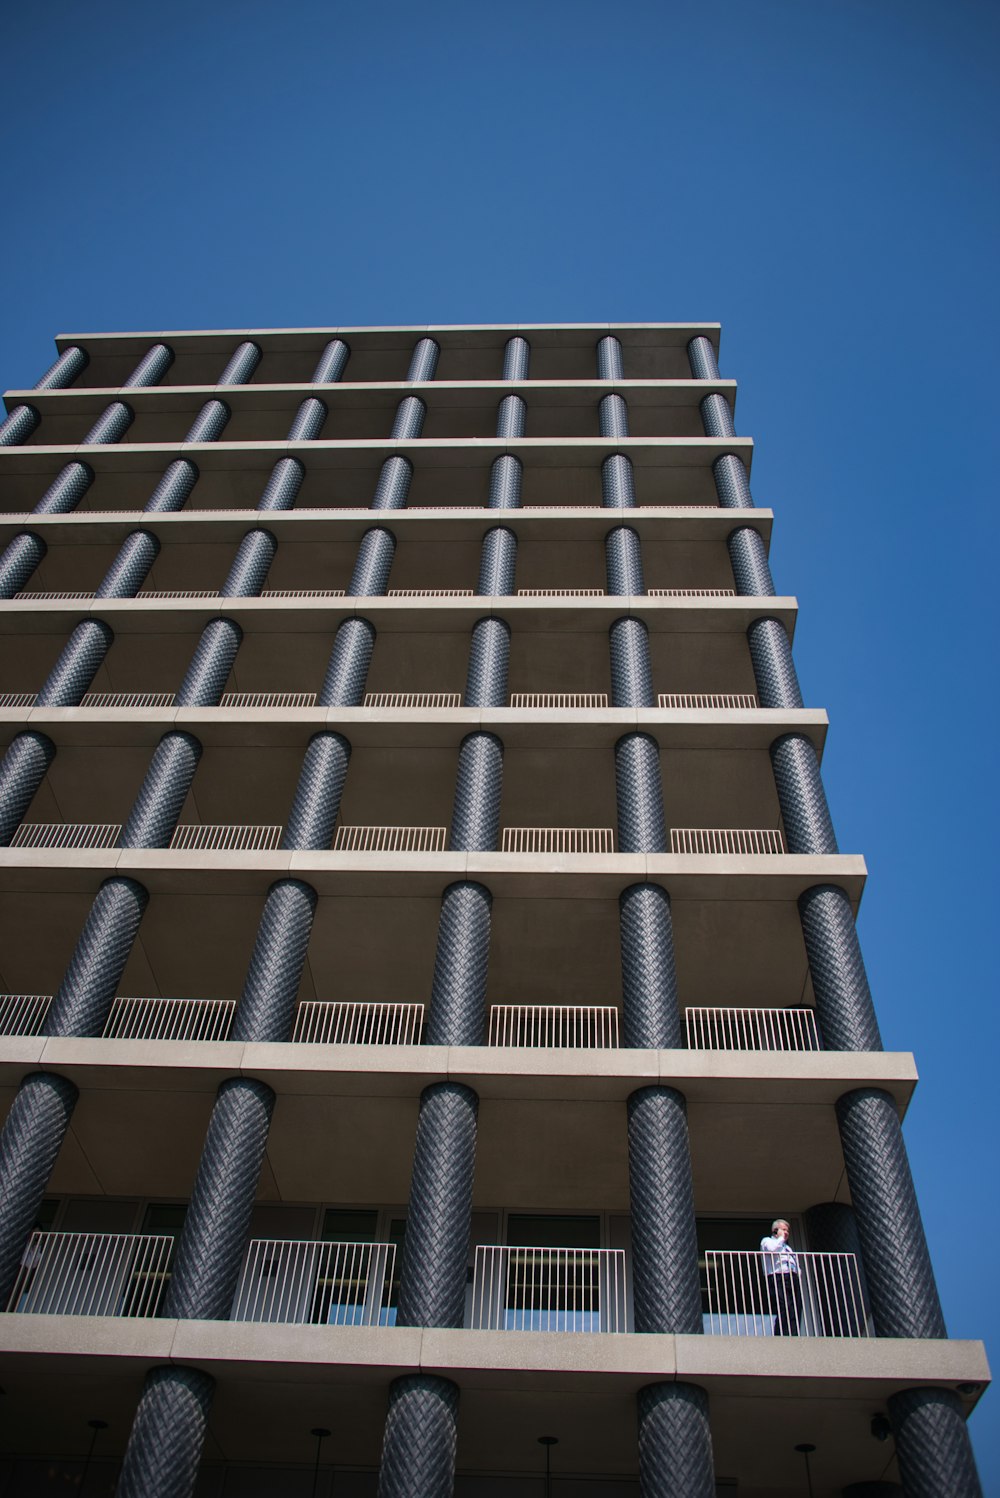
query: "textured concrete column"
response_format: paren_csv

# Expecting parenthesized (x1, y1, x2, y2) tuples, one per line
(606, 524, 644, 595)
(489, 452, 522, 508)
(378, 1374, 461, 1498)
(0, 1071, 79, 1305)
(610, 617, 654, 707)
(619, 885, 682, 1049)
(450, 733, 503, 851)
(282, 733, 351, 850)
(0, 403, 41, 445)
(597, 334, 624, 379)
(0, 732, 55, 845)
(799, 885, 882, 1050)
(627, 1079, 703, 1330)
(0, 875, 149, 1301)
(803, 1201, 870, 1336)
(747, 616, 804, 708)
(465, 618, 509, 707)
(637, 1382, 715, 1498)
(116, 1366, 216, 1498)
(34, 345, 90, 390)
(835, 1088, 945, 1339)
(255, 339, 349, 512)
(118, 732, 203, 848)
(771, 732, 838, 854)
(0, 532, 48, 597)
(175, 618, 243, 706)
(35, 618, 114, 706)
(396, 1079, 479, 1327)
(887, 1387, 983, 1498)
(478, 527, 516, 594)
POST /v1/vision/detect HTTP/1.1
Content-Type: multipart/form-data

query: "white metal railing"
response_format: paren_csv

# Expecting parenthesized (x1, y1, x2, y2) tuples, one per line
(671, 827, 785, 855)
(647, 588, 736, 597)
(333, 824, 447, 853)
(11, 823, 121, 850)
(489, 1005, 620, 1048)
(7, 1231, 174, 1318)
(218, 691, 318, 708)
(685, 1007, 821, 1051)
(703, 1250, 871, 1338)
(470, 1246, 628, 1333)
(81, 691, 177, 708)
(0, 692, 39, 708)
(363, 692, 462, 708)
(103, 996, 237, 1042)
(13, 591, 96, 600)
(509, 693, 610, 708)
(292, 1001, 425, 1045)
(232, 1239, 396, 1326)
(261, 588, 346, 598)
(501, 827, 615, 853)
(516, 588, 605, 596)
(658, 692, 758, 709)
(137, 590, 222, 599)
(168, 824, 283, 852)
(0, 993, 53, 1036)
(387, 588, 473, 596)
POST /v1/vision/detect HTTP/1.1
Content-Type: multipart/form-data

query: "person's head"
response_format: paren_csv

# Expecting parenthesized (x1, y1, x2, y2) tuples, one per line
(771, 1219, 790, 1239)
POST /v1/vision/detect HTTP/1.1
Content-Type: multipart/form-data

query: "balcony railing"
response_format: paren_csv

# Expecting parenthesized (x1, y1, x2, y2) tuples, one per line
(670, 827, 785, 855)
(9, 823, 284, 852)
(363, 692, 462, 708)
(647, 588, 736, 597)
(11, 823, 121, 850)
(219, 691, 318, 707)
(292, 1001, 425, 1045)
(703, 1250, 871, 1338)
(333, 824, 447, 852)
(7, 1232, 173, 1318)
(501, 826, 615, 853)
(509, 693, 609, 708)
(686, 1007, 821, 1051)
(470, 1246, 628, 1333)
(387, 588, 473, 597)
(658, 692, 758, 709)
(232, 1239, 396, 1326)
(104, 996, 237, 1042)
(489, 1004, 620, 1048)
(0, 993, 54, 1036)
(168, 823, 283, 852)
(516, 588, 605, 596)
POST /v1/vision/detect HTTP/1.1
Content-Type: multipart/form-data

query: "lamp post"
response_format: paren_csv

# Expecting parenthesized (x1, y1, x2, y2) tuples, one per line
(794, 1441, 817, 1498)
(538, 1435, 559, 1498)
(310, 1426, 331, 1497)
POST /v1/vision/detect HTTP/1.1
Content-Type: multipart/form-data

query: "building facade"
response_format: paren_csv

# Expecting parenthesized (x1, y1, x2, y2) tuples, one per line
(0, 322, 988, 1496)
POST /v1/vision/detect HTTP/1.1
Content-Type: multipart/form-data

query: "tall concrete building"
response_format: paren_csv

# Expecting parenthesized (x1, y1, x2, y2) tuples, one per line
(0, 322, 988, 1497)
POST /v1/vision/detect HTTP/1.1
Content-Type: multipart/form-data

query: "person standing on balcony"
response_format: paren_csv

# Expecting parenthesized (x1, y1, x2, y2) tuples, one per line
(760, 1219, 802, 1336)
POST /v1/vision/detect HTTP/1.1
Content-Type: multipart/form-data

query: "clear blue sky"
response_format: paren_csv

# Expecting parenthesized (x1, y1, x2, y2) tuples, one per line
(3, 0, 997, 1485)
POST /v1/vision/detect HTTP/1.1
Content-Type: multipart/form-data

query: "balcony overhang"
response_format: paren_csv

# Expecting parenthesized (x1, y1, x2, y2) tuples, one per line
(0, 1317, 987, 1493)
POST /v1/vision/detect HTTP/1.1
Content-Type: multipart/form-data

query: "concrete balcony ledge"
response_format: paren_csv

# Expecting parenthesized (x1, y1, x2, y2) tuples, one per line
(0, 506, 773, 546)
(0, 591, 793, 638)
(0, 435, 755, 477)
(6, 378, 739, 417)
(0, 1314, 987, 1404)
(0, 849, 866, 902)
(0, 705, 829, 756)
(0, 1035, 918, 1110)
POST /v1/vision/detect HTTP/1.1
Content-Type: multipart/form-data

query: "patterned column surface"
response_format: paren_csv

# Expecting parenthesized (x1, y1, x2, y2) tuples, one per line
(0, 1071, 79, 1305)
(800, 885, 882, 1051)
(377, 1374, 461, 1498)
(637, 1381, 716, 1498)
(627, 1085, 703, 1334)
(888, 1386, 983, 1498)
(620, 883, 682, 1049)
(116, 1366, 216, 1498)
(836, 1088, 945, 1339)
(162, 1075, 276, 1320)
(395, 1080, 479, 1328)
